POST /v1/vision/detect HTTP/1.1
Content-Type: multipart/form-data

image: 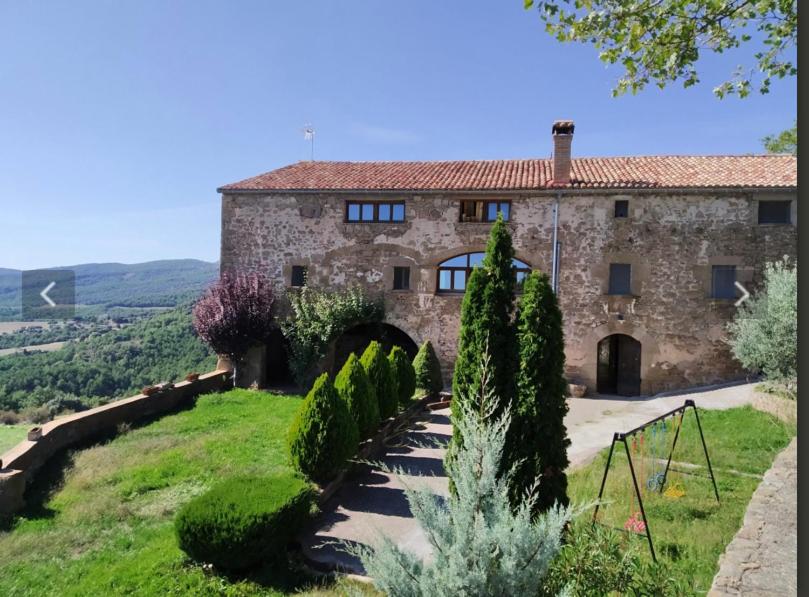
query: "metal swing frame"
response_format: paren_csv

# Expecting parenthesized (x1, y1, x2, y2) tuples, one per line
(591, 399, 720, 561)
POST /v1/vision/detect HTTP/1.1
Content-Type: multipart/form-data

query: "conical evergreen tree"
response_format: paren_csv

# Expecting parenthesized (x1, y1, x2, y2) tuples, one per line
(287, 373, 359, 483)
(448, 214, 518, 467)
(360, 341, 398, 420)
(510, 272, 570, 515)
(413, 340, 444, 397)
(334, 352, 380, 438)
(388, 346, 416, 406)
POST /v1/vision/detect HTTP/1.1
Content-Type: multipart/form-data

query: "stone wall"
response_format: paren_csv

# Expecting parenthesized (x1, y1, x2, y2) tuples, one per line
(0, 370, 232, 518)
(220, 189, 797, 395)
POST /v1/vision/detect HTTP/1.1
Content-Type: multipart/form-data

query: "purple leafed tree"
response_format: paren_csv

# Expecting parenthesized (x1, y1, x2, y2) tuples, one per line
(192, 272, 276, 368)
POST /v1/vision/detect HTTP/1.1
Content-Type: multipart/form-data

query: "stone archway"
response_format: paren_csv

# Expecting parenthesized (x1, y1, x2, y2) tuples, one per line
(597, 334, 642, 396)
(331, 322, 418, 375)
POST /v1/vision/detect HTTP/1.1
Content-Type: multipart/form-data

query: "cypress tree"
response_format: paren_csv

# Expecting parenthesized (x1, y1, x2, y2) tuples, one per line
(334, 352, 380, 438)
(287, 373, 359, 483)
(360, 341, 398, 420)
(448, 214, 518, 466)
(388, 346, 416, 406)
(413, 340, 444, 397)
(510, 272, 570, 515)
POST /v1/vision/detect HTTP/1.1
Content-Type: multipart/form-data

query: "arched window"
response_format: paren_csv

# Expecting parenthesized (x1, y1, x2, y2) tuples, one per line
(436, 252, 531, 293)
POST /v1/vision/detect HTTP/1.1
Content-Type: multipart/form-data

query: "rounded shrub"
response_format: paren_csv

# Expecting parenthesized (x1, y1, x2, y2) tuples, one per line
(413, 340, 444, 397)
(334, 353, 380, 438)
(388, 346, 416, 406)
(360, 341, 398, 420)
(174, 473, 315, 571)
(287, 373, 359, 483)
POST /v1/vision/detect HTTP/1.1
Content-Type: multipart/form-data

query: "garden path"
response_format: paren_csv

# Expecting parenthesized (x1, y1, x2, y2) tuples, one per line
(298, 381, 758, 574)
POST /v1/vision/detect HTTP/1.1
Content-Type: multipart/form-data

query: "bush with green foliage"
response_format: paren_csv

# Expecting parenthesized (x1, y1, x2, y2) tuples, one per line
(388, 346, 416, 406)
(540, 524, 684, 596)
(345, 354, 572, 595)
(281, 285, 384, 388)
(448, 214, 518, 474)
(174, 473, 315, 571)
(510, 271, 570, 516)
(334, 353, 380, 438)
(360, 341, 398, 420)
(728, 257, 797, 390)
(413, 340, 443, 397)
(287, 373, 359, 482)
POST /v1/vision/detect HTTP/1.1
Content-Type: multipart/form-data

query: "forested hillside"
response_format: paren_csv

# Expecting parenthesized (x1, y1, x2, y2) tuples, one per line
(0, 305, 217, 413)
(0, 260, 218, 319)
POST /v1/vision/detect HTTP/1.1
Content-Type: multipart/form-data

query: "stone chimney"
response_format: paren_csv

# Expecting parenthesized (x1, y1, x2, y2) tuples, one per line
(551, 120, 575, 184)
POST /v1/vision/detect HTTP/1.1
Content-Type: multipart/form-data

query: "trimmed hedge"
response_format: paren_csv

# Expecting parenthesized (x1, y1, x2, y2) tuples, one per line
(389, 346, 416, 406)
(413, 340, 443, 397)
(288, 373, 360, 483)
(334, 352, 380, 438)
(174, 473, 315, 571)
(360, 341, 398, 420)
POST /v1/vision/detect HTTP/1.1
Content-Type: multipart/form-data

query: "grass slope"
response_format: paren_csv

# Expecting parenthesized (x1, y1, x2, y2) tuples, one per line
(0, 425, 28, 454)
(568, 406, 795, 594)
(0, 389, 361, 596)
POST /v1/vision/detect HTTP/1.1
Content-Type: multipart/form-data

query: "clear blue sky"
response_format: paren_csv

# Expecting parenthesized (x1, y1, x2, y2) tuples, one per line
(0, 1, 796, 270)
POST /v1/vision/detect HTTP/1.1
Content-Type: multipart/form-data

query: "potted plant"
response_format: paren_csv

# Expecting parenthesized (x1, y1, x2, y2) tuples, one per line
(185, 372, 200, 382)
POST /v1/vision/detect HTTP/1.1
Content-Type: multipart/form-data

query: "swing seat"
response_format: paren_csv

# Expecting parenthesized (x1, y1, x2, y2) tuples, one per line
(664, 482, 685, 499)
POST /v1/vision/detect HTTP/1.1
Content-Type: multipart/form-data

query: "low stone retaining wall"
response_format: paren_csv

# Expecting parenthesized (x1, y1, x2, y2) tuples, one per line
(0, 369, 233, 518)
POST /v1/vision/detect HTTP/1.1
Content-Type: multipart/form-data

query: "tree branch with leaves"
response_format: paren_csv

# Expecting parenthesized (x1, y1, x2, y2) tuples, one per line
(524, 0, 796, 98)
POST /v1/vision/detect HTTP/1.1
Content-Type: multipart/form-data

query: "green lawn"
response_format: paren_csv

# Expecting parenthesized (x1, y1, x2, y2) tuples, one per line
(0, 389, 370, 596)
(0, 424, 28, 455)
(568, 406, 795, 595)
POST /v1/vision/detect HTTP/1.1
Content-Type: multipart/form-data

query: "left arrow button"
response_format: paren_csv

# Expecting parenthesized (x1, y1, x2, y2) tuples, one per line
(40, 281, 56, 307)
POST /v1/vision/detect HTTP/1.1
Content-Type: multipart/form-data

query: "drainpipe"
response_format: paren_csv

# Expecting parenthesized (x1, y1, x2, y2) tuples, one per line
(551, 192, 561, 293)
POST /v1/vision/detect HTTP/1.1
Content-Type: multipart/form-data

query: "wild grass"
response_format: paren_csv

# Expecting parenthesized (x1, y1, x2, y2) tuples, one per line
(0, 389, 365, 596)
(567, 405, 795, 595)
(0, 424, 28, 455)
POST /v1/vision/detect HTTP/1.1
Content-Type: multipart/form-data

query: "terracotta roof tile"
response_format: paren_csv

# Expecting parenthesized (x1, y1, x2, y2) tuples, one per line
(219, 155, 796, 192)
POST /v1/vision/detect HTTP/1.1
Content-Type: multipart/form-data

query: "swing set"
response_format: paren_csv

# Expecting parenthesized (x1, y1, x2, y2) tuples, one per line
(592, 399, 720, 561)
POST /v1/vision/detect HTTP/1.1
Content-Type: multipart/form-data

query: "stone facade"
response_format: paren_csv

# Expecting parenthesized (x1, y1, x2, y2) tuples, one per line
(220, 188, 796, 396)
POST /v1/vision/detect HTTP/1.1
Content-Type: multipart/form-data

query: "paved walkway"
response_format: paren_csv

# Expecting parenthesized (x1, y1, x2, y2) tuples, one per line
(299, 382, 758, 574)
(709, 437, 797, 596)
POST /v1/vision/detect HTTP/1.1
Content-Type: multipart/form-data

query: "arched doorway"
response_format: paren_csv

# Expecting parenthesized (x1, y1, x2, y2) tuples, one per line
(332, 323, 418, 375)
(597, 334, 642, 396)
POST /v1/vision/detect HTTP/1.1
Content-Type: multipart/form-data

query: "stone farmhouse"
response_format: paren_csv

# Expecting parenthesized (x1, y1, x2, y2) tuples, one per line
(218, 121, 797, 396)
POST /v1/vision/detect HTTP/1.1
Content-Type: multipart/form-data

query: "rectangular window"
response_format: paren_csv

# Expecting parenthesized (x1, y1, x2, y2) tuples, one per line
(758, 200, 791, 224)
(614, 200, 629, 218)
(459, 200, 511, 222)
(711, 265, 737, 299)
(346, 201, 406, 223)
(393, 266, 410, 290)
(290, 265, 307, 287)
(608, 263, 631, 295)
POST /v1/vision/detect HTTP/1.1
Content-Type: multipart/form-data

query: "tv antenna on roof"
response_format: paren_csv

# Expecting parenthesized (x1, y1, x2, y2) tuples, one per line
(302, 124, 315, 160)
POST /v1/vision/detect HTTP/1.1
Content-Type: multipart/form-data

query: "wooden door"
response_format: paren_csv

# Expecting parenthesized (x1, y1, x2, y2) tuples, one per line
(616, 335, 641, 396)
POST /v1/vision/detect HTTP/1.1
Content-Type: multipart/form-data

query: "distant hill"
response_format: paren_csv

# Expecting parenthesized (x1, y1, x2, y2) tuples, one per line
(0, 259, 219, 320)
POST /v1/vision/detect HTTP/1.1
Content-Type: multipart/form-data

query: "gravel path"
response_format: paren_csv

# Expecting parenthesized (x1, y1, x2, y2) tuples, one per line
(709, 437, 797, 596)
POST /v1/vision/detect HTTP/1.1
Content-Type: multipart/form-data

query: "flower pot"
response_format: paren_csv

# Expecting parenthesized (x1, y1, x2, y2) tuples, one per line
(27, 427, 43, 441)
(568, 383, 587, 398)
